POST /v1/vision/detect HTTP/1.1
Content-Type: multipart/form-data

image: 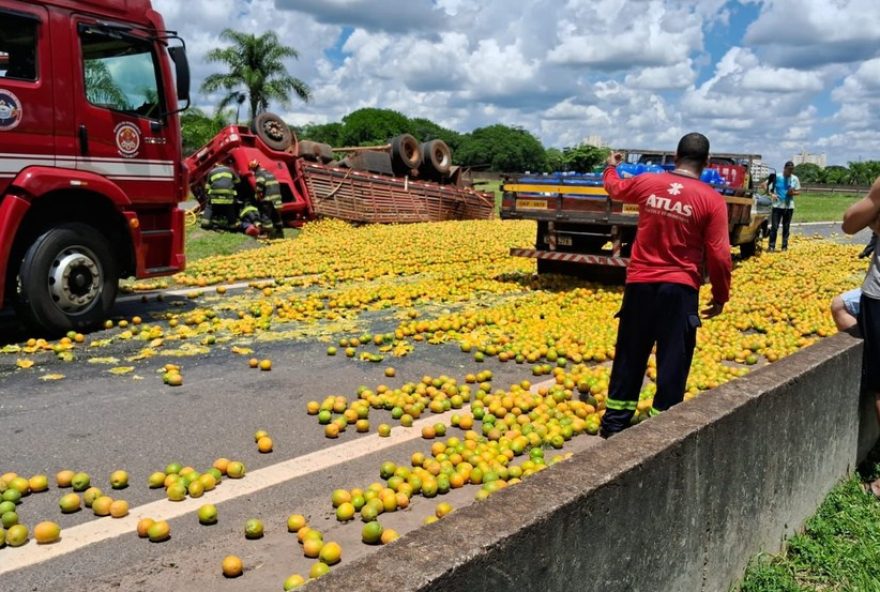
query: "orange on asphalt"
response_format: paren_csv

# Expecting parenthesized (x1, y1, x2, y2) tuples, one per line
(222, 555, 243, 578)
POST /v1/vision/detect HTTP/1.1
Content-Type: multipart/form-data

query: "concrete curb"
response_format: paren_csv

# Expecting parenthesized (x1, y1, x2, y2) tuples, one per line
(308, 333, 874, 592)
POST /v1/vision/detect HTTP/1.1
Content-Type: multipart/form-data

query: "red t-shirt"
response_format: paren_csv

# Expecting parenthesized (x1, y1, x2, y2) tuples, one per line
(604, 166, 732, 304)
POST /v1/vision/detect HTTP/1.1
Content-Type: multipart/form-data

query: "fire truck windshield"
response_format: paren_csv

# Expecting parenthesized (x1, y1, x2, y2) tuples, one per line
(81, 30, 163, 119)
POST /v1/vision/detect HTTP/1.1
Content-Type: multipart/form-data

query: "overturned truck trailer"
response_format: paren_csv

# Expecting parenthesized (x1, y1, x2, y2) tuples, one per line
(185, 113, 495, 227)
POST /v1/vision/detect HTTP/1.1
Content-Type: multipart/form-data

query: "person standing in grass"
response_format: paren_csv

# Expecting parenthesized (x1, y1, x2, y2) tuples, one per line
(842, 177, 880, 497)
(768, 161, 801, 252)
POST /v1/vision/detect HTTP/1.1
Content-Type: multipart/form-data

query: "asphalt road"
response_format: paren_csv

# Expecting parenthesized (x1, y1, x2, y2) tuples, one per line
(0, 224, 872, 590)
(0, 285, 600, 591)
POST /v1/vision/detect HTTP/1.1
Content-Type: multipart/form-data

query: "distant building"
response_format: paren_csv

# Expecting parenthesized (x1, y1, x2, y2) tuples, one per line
(583, 135, 607, 148)
(750, 161, 772, 183)
(792, 150, 827, 168)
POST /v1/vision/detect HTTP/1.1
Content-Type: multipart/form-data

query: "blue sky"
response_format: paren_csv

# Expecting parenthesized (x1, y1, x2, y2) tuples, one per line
(156, 0, 880, 168)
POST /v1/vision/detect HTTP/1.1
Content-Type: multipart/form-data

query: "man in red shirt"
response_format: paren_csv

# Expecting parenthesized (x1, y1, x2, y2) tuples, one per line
(600, 133, 732, 438)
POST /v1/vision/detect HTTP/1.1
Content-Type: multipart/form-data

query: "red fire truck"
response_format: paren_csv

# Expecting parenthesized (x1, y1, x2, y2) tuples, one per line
(0, 0, 190, 334)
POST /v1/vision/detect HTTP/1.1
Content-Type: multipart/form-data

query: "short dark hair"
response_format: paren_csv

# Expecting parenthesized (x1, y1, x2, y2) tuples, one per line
(784, 161, 794, 168)
(676, 133, 710, 168)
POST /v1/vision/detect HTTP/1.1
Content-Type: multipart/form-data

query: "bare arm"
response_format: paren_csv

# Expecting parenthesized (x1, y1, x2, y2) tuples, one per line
(842, 176, 880, 235)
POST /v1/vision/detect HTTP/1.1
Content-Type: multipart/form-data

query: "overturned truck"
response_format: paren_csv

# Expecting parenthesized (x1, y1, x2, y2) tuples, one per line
(185, 113, 495, 227)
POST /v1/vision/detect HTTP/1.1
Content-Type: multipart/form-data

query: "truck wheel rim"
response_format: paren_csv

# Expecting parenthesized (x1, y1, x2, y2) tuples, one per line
(48, 247, 102, 313)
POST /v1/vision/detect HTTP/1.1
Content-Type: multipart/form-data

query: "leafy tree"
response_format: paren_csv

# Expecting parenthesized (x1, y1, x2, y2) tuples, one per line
(793, 163, 823, 184)
(823, 165, 850, 185)
(456, 124, 546, 172)
(848, 161, 880, 186)
(409, 118, 464, 152)
(180, 108, 231, 155)
(84, 61, 128, 109)
(201, 29, 310, 123)
(339, 108, 413, 146)
(563, 144, 611, 173)
(544, 147, 565, 173)
(299, 122, 344, 146)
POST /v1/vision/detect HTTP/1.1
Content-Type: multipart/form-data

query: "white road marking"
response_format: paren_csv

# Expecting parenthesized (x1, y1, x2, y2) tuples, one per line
(0, 407, 463, 575)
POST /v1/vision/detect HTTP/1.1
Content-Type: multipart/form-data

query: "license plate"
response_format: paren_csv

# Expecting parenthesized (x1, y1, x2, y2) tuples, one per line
(518, 199, 548, 210)
(622, 204, 639, 214)
(557, 235, 572, 246)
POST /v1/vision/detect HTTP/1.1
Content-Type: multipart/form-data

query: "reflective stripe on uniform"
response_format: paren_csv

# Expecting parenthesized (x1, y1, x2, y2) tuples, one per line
(239, 205, 259, 220)
(648, 407, 662, 417)
(605, 398, 638, 411)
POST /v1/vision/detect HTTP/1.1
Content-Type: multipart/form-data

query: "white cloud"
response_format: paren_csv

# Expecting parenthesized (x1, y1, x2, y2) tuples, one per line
(150, 0, 879, 167)
(744, 0, 880, 67)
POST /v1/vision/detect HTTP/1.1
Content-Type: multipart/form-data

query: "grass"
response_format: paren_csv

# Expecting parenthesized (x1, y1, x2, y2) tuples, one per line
(184, 224, 299, 261)
(737, 457, 880, 592)
(793, 192, 864, 223)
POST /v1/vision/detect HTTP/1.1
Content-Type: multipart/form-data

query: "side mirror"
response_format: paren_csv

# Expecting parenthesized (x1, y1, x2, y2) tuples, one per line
(169, 45, 190, 105)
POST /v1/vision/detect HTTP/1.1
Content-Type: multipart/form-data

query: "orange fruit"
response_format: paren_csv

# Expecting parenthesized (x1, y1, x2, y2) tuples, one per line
(222, 555, 243, 578)
(435, 502, 453, 518)
(257, 436, 273, 453)
(147, 520, 170, 542)
(287, 514, 307, 532)
(137, 518, 155, 538)
(318, 541, 342, 565)
(380, 528, 400, 544)
(213, 458, 230, 475)
(248, 358, 259, 368)
(335, 502, 355, 522)
(92, 496, 114, 516)
(59, 493, 81, 514)
(83, 487, 103, 508)
(309, 562, 330, 579)
(34, 521, 61, 544)
(226, 461, 246, 479)
(28, 474, 49, 493)
(109, 499, 129, 518)
(259, 359, 272, 371)
(302, 537, 323, 558)
(56, 470, 75, 488)
(361, 521, 383, 545)
(283, 574, 306, 590)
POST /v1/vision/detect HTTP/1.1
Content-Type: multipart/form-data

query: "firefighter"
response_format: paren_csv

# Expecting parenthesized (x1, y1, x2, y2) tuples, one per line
(200, 163, 239, 230)
(248, 160, 285, 239)
(238, 199, 264, 238)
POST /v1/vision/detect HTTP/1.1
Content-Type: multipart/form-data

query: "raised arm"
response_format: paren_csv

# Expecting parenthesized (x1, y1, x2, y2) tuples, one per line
(603, 152, 643, 203)
(842, 176, 880, 235)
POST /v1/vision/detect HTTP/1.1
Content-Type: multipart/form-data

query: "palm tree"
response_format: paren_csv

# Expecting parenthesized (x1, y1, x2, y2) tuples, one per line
(201, 29, 310, 123)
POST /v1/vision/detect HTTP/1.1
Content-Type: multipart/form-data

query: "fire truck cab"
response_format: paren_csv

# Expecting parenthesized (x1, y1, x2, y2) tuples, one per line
(0, 0, 189, 334)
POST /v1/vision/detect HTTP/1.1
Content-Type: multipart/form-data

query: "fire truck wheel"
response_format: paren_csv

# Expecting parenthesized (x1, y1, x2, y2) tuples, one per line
(390, 134, 422, 173)
(420, 140, 452, 176)
(253, 112, 294, 151)
(16, 223, 118, 336)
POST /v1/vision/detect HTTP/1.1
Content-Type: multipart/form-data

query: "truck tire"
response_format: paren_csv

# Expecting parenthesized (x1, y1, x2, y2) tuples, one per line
(253, 112, 294, 152)
(298, 140, 334, 163)
(390, 134, 422, 174)
(16, 223, 118, 336)
(420, 140, 452, 176)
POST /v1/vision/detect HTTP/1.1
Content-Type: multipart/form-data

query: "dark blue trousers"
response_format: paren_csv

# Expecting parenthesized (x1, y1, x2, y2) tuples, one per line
(600, 282, 701, 436)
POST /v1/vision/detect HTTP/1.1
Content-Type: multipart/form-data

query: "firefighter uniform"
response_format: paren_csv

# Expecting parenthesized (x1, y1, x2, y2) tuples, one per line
(201, 165, 239, 230)
(238, 201, 264, 238)
(254, 167, 284, 239)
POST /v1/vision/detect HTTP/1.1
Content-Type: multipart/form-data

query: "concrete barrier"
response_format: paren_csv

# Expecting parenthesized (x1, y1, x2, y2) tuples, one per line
(310, 333, 875, 592)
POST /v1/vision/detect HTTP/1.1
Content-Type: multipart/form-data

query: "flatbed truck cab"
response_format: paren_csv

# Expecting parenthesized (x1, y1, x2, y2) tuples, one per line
(0, 0, 190, 334)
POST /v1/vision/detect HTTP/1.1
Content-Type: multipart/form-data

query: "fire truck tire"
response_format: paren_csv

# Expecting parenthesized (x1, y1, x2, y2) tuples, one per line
(390, 134, 422, 173)
(16, 223, 118, 336)
(420, 140, 452, 176)
(253, 112, 294, 151)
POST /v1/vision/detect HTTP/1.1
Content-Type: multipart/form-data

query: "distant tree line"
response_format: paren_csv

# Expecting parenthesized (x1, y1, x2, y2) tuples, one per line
(181, 106, 610, 173)
(793, 162, 880, 186)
